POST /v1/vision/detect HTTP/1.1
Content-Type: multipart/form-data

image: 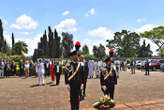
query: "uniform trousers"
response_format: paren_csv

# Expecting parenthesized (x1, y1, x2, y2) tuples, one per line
(69, 81, 81, 110)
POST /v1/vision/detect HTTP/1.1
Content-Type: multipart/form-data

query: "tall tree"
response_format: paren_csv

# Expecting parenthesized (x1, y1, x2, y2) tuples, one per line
(11, 33, 15, 54)
(42, 30, 48, 56)
(97, 44, 106, 59)
(14, 41, 28, 55)
(54, 29, 61, 58)
(82, 45, 89, 55)
(106, 30, 140, 57)
(137, 40, 153, 57)
(0, 19, 4, 52)
(158, 46, 164, 57)
(93, 45, 98, 58)
(62, 32, 74, 58)
(140, 26, 164, 51)
(48, 26, 54, 58)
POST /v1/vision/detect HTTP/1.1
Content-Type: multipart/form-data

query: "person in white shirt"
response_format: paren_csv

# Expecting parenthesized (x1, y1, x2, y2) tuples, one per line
(24, 60, 30, 78)
(114, 58, 121, 78)
(38, 59, 45, 86)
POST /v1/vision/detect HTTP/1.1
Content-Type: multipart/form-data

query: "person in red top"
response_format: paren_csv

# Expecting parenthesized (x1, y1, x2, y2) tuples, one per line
(49, 60, 55, 84)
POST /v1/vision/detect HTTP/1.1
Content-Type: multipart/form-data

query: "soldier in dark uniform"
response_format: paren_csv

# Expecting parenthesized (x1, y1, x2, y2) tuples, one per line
(65, 50, 84, 110)
(100, 57, 117, 99)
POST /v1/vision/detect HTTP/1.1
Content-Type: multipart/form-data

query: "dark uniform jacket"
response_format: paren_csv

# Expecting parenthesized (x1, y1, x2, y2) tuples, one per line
(83, 61, 89, 76)
(65, 61, 84, 85)
(54, 65, 62, 74)
(145, 60, 150, 70)
(100, 65, 117, 86)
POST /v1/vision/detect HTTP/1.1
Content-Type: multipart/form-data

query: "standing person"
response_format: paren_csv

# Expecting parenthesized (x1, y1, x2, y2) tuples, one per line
(65, 50, 84, 110)
(80, 55, 89, 100)
(124, 60, 127, 71)
(19, 60, 24, 76)
(0, 59, 5, 78)
(65, 60, 69, 84)
(49, 59, 56, 84)
(54, 62, 62, 85)
(24, 60, 30, 78)
(4, 61, 11, 77)
(88, 59, 95, 78)
(100, 57, 117, 99)
(145, 58, 150, 76)
(95, 60, 100, 78)
(11, 61, 16, 76)
(130, 59, 136, 74)
(114, 58, 121, 78)
(44, 59, 50, 77)
(37, 59, 45, 86)
(35, 59, 39, 77)
(29, 60, 34, 76)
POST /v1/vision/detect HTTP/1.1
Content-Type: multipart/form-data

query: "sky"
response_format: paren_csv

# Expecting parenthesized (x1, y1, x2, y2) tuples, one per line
(0, 0, 164, 56)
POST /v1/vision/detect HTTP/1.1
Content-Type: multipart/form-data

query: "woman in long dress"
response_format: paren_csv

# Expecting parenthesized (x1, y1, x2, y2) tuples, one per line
(88, 60, 95, 78)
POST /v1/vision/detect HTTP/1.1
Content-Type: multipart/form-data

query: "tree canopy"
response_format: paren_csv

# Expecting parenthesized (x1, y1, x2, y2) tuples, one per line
(106, 30, 140, 57)
(140, 26, 164, 50)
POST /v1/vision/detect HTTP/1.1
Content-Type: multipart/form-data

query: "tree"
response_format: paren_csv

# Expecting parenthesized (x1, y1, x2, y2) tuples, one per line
(0, 19, 4, 52)
(62, 32, 74, 58)
(137, 40, 153, 57)
(97, 44, 106, 59)
(54, 29, 62, 58)
(81, 45, 89, 55)
(0, 19, 10, 54)
(48, 26, 54, 58)
(14, 41, 28, 55)
(42, 30, 48, 56)
(11, 33, 15, 55)
(140, 26, 164, 51)
(106, 30, 140, 57)
(93, 45, 98, 58)
(158, 46, 164, 57)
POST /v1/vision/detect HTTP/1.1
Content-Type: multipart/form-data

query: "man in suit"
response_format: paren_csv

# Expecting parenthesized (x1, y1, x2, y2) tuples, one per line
(65, 51, 84, 110)
(100, 57, 117, 99)
(54, 61, 62, 85)
(44, 59, 50, 77)
(79, 55, 89, 100)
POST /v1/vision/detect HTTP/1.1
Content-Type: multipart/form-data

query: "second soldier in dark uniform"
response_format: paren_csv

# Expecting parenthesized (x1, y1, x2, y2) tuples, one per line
(100, 57, 117, 99)
(65, 51, 84, 110)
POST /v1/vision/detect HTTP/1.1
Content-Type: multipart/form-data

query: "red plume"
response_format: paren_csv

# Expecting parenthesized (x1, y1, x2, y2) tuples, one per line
(109, 49, 114, 57)
(75, 41, 81, 51)
(75, 41, 81, 46)
(109, 49, 114, 53)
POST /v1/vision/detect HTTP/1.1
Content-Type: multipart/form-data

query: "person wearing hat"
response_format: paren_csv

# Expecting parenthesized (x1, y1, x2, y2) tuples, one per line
(100, 56, 117, 99)
(65, 41, 84, 110)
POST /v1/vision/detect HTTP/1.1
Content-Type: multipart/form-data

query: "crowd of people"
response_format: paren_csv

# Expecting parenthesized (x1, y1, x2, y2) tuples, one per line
(0, 55, 150, 110)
